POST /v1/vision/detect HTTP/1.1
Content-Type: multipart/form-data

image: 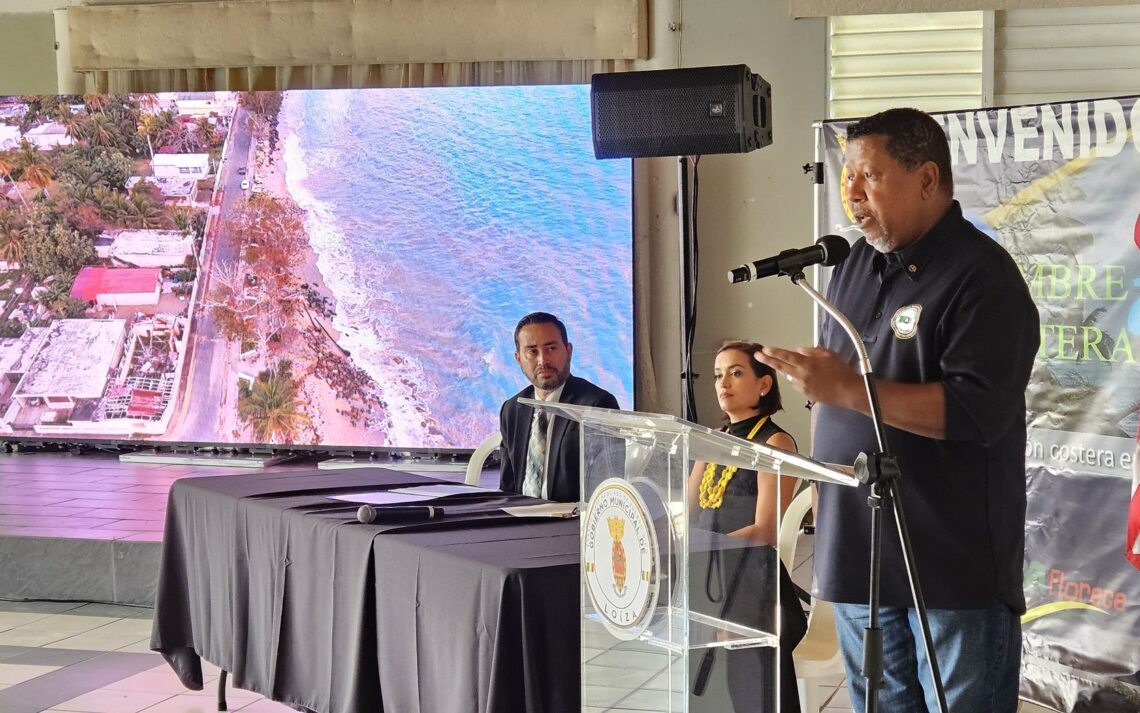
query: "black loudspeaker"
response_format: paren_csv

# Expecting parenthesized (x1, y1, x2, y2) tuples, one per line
(590, 64, 772, 159)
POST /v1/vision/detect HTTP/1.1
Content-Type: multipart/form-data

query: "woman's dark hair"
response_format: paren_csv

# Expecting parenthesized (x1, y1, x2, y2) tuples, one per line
(716, 340, 782, 419)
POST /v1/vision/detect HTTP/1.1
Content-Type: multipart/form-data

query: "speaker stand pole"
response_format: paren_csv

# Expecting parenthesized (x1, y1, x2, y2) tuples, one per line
(677, 157, 696, 422)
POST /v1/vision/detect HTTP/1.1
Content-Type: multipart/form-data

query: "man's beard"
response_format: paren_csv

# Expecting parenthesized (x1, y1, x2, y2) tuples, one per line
(856, 212, 893, 253)
(865, 233, 892, 253)
(531, 367, 569, 391)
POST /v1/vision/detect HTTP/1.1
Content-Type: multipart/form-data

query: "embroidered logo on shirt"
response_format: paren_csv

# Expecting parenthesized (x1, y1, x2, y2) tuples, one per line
(891, 304, 922, 340)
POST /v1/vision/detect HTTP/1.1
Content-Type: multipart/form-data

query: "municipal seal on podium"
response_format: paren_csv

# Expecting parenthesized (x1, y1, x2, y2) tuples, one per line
(582, 478, 660, 640)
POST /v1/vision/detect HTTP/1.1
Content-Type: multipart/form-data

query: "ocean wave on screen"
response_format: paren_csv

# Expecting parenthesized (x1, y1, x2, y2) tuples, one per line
(279, 87, 633, 447)
(284, 98, 434, 447)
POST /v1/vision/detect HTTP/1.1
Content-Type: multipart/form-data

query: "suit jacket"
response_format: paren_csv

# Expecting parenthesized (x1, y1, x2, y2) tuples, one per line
(499, 374, 619, 503)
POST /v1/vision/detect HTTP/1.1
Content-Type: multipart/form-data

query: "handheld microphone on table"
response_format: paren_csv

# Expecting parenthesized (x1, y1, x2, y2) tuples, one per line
(727, 235, 850, 283)
(356, 504, 444, 524)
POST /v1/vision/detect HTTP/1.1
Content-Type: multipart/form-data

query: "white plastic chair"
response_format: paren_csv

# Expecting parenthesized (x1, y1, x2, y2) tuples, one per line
(464, 432, 502, 486)
(778, 488, 845, 713)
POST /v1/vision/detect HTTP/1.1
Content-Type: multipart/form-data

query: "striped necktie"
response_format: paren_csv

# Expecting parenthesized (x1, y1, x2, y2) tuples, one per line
(522, 410, 548, 498)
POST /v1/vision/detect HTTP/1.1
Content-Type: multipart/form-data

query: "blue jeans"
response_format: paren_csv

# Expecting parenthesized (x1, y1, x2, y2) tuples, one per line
(832, 601, 1020, 713)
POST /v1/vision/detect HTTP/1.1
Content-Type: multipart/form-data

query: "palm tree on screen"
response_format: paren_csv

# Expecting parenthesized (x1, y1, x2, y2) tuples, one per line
(238, 361, 311, 443)
(20, 158, 53, 200)
(83, 94, 111, 116)
(122, 187, 165, 229)
(0, 209, 26, 266)
(137, 113, 168, 158)
(0, 151, 29, 211)
(95, 186, 131, 224)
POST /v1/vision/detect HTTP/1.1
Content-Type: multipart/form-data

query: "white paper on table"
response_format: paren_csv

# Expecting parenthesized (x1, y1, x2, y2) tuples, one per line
(388, 484, 492, 498)
(329, 491, 434, 505)
(502, 503, 580, 519)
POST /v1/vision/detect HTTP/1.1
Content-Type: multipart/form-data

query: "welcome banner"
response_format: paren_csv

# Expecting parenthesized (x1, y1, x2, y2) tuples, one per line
(819, 97, 1140, 712)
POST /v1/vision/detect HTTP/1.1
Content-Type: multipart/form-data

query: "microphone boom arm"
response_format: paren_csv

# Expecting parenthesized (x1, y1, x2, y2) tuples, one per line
(790, 272, 882, 453)
(790, 272, 871, 375)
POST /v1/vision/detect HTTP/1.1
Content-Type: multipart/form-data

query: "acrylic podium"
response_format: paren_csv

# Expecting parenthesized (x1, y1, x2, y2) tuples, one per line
(521, 399, 858, 713)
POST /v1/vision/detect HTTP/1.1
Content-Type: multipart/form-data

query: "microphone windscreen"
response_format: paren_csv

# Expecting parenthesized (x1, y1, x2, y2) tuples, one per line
(727, 266, 751, 284)
(816, 235, 851, 266)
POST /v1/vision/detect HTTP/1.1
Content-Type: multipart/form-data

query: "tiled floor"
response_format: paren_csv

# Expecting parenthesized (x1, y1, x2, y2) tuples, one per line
(1, 599, 845, 713)
(0, 600, 293, 713)
(0, 597, 1055, 713)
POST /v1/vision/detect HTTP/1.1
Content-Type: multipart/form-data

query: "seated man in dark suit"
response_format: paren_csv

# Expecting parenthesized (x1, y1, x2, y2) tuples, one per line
(500, 312, 619, 502)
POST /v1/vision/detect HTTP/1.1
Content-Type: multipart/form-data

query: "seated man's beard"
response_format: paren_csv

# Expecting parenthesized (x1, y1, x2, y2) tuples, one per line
(533, 366, 569, 390)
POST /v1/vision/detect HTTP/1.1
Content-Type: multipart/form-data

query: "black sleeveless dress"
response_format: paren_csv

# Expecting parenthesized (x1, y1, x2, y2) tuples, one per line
(693, 414, 807, 713)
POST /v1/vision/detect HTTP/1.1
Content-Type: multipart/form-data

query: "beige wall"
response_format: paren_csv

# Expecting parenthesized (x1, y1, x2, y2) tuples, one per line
(673, 2, 827, 443)
(0, 0, 827, 444)
(0, 13, 58, 94)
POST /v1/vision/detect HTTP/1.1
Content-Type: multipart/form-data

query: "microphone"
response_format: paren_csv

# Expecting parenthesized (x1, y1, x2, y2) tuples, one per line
(356, 504, 443, 524)
(727, 235, 850, 283)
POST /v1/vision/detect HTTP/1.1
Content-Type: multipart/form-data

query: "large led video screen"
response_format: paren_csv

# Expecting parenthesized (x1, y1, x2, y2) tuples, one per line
(0, 88, 633, 449)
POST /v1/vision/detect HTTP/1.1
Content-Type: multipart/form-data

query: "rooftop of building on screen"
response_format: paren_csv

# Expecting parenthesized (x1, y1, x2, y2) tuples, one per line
(151, 153, 210, 171)
(0, 327, 49, 375)
(98, 229, 194, 268)
(70, 267, 163, 302)
(12, 319, 128, 400)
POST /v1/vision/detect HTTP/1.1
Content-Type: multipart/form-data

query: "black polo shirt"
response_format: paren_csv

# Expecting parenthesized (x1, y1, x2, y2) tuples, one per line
(812, 201, 1039, 612)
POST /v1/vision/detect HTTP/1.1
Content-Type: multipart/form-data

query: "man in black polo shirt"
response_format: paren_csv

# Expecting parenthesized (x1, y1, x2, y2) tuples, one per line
(758, 108, 1039, 713)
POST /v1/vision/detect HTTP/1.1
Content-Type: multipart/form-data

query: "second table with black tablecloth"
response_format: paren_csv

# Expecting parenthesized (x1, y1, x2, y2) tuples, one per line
(150, 468, 580, 713)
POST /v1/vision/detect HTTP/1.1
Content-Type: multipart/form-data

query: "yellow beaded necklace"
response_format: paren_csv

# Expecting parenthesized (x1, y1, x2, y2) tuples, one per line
(698, 415, 769, 510)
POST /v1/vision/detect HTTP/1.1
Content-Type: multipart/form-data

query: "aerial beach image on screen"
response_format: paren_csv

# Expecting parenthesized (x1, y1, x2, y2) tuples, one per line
(0, 87, 633, 449)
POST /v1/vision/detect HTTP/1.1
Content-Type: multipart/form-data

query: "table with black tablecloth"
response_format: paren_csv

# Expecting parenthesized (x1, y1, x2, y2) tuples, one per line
(150, 468, 579, 713)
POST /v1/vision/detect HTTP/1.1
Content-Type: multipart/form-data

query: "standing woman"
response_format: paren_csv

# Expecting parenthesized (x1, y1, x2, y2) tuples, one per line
(688, 340, 807, 713)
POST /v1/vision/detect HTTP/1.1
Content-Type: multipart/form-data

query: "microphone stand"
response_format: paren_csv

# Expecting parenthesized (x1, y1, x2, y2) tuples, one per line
(790, 270, 948, 713)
